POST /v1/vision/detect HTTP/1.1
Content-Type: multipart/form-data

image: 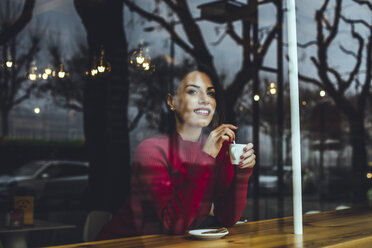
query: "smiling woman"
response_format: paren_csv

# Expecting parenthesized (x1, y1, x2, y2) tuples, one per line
(97, 66, 256, 240)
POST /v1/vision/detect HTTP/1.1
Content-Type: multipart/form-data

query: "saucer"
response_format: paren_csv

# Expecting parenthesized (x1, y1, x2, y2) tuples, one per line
(188, 228, 229, 240)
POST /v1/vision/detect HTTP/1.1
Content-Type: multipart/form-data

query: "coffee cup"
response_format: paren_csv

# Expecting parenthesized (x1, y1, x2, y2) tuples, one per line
(229, 143, 246, 165)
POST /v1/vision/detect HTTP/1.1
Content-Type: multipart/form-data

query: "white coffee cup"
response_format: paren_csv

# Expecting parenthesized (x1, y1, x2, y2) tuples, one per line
(229, 143, 246, 165)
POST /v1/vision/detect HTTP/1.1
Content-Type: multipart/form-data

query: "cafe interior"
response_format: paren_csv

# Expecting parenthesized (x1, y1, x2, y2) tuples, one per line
(1, 0, 372, 247)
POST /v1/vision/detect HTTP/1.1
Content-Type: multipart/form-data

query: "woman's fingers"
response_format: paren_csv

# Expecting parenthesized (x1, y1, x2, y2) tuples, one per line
(238, 143, 256, 169)
(213, 124, 237, 142)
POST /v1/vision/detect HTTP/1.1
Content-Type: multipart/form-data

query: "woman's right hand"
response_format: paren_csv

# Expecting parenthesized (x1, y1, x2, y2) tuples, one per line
(202, 124, 238, 158)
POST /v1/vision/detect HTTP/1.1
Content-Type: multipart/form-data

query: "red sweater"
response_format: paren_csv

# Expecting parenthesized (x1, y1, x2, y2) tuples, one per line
(98, 132, 252, 240)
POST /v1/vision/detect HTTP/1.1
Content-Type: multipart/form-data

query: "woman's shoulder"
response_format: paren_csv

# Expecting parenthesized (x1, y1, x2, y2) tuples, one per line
(136, 134, 170, 152)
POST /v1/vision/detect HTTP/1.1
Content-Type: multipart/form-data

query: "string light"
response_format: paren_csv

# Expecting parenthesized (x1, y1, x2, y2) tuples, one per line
(5, 60, 13, 68)
(253, 94, 260, 101)
(28, 66, 37, 81)
(58, 64, 65, 78)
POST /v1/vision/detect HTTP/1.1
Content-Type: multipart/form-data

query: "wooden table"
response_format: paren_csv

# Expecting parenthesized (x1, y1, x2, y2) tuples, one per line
(0, 219, 75, 248)
(45, 206, 372, 248)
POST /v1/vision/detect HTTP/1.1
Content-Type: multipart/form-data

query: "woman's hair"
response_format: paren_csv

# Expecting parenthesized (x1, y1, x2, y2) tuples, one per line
(163, 64, 226, 134)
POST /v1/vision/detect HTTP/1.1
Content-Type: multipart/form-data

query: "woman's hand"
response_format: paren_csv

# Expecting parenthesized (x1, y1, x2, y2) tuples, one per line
(238, 143, 256, 169)
(202, 124, 237, 158)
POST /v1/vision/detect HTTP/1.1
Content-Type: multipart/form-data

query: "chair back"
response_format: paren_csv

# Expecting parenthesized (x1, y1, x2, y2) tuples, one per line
(83, 210, 112, 242)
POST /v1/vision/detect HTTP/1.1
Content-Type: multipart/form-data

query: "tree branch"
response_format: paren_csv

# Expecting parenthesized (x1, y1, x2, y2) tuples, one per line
(339, 44, 357, 59)
(123, 0, 195, 57)
(226, 22, 244, 45)
(342, 24, 364, 92)
(352, 0, 372, 10)
(298, 73, 323, 88)
(325, 0, 342, 47)
(297, 41, 317, 48)
(258, 23, 278, 58)
(341, 15, 371, 29)
(0, 0, 36, 45)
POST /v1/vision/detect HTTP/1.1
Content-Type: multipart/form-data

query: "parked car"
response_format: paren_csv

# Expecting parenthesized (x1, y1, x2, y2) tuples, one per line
(0, 160, 89, 206)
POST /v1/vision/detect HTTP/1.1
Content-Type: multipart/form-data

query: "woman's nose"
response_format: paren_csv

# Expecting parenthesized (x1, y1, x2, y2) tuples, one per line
(198, 92, 209, 104)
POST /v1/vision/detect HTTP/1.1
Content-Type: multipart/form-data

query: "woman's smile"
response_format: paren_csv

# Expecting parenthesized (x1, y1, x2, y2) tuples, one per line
(194, 108, 211, 116)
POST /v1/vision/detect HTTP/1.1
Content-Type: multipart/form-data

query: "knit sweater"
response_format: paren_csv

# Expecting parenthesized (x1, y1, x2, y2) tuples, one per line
(98, 132, 253, 240)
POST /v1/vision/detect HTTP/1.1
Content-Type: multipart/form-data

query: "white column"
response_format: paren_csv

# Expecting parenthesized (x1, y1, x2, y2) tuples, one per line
(286, 0, 303, 235)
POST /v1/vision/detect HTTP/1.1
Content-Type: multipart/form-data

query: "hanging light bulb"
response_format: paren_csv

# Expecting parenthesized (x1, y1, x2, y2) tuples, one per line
(42, 73, 48, 80)
(142, 61, 150, 71)
(6, 60, 13, 68)
(58, 64, 65, 78)
(44, 67, 52, 75)
(28, 66, 37, 81)
(91, 68, 98, 76)
(97, 49, 106, 73)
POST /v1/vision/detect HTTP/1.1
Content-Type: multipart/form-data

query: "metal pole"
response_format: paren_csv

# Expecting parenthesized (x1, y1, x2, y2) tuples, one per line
(286, 0, 303, 235)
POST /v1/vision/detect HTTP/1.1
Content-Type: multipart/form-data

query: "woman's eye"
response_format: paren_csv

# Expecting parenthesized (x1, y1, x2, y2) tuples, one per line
(208, 91, 216, 97)
(187, 89, 197, 95)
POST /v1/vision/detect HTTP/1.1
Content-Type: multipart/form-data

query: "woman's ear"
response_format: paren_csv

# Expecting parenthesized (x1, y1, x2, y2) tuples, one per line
(167, 93, 176, 111)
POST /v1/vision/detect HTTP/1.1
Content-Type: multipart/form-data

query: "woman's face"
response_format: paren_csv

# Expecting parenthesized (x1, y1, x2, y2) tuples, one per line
(170, 71, 217, 129)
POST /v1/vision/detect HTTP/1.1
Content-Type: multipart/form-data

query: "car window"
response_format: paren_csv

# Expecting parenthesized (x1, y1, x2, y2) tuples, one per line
(10, 161, 45, 177)
(54, 164, 88, 178)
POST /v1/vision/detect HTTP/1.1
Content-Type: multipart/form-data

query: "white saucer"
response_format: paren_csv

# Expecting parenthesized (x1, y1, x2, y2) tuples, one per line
(188, 228, 229, 240)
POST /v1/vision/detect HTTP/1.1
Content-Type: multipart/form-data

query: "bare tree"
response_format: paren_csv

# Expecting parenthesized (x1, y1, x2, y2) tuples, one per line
(0, 0, 41, 138)
(298, 0, 372, 201)
(74, 0, 131, 212)
(0, 0, 36, 45)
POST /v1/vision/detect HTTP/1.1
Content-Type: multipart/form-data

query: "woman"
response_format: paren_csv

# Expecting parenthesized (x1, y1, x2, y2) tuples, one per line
(98, 67, 256, 240)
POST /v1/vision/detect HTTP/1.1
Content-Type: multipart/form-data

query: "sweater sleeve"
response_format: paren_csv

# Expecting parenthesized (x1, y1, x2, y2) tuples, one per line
(213, 142, 253, 227)
(133, 139, 215, 234)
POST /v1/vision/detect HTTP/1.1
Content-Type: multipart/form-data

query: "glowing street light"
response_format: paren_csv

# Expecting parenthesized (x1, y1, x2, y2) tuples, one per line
(269, 82, 277, 95)
(320, 90, 326, 97)
(34, 107, 40, 114)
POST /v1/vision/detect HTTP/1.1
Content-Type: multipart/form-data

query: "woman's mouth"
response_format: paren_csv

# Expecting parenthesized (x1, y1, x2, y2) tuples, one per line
(194, 108, 211, 116)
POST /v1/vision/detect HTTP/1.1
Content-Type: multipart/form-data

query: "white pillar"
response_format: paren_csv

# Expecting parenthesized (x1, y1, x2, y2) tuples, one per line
(286, 0, 303, 235)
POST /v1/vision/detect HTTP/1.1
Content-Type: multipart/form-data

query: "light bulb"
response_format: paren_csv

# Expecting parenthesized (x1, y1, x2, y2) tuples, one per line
(29, 74, 36, 81)
(6, 61, 13, 68)
(97, 65, 105, 73)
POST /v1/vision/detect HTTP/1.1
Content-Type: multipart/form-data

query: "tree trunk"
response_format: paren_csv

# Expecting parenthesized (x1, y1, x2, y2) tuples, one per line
(1, 109, 9, 138)
(74, 0, 130, 212)
(348, 115, 368, 202)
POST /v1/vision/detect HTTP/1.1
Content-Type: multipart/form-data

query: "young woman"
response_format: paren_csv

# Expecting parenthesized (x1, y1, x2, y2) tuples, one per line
(98, 67, 256, 240)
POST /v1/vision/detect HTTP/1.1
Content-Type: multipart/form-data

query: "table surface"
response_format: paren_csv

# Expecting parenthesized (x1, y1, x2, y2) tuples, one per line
(45, 206, 372, 248)
(0, 219, 76, 234)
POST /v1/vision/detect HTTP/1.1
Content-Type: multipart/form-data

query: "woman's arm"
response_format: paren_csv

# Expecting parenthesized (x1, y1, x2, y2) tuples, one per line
(213, 142, 253, 227)
(133, 139, 215, 234)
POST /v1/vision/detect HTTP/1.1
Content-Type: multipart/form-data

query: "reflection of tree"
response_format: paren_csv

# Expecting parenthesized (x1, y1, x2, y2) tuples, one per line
(123, 0, 278, 122)
(0, 0, 41, 138)
(298, 0, 372, 201)
(0, 0, 35, 45)
(74, 0, 131, 212)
